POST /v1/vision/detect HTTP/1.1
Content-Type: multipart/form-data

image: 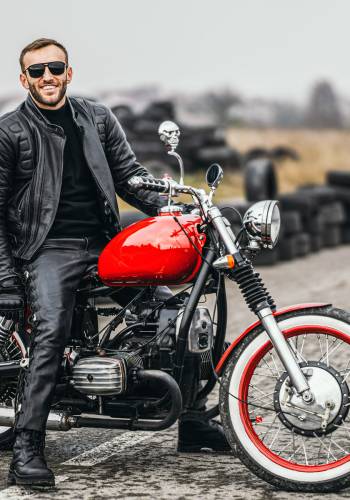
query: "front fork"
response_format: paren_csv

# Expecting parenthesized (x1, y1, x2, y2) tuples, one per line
(207, 206, 312, 401)
(257, 307, 312, 401)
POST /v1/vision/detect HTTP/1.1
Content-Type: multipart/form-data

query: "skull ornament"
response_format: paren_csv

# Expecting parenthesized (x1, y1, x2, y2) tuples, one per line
(158, 121, 180, 151)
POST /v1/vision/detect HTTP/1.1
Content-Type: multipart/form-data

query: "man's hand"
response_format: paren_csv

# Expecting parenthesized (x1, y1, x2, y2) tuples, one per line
(0, 276, 25, 320)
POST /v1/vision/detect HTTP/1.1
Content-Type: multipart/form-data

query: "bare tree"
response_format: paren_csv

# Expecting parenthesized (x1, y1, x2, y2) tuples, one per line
(199, 87, 241, 126)
(305, 80, 343, 128)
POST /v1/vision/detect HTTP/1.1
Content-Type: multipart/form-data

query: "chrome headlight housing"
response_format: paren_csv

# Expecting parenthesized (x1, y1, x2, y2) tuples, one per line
(243, 200, 281, 249)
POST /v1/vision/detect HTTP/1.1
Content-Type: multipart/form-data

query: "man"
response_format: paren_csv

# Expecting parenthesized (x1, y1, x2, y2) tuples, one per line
(0, 38, 229, 488)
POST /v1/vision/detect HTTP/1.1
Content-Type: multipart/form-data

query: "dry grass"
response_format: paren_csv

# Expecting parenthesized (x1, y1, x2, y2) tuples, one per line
(119, 129, 350, 209)
(227, 128, 350, 195)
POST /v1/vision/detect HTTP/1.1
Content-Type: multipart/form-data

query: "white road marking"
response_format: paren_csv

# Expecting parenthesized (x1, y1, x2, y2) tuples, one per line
(63, 431, 155, 466)
(0, 475, 69, 499)
(0, 431, 156, 496)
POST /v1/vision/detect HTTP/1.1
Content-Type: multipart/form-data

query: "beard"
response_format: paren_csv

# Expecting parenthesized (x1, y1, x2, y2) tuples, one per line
(28, 79, 68, 107)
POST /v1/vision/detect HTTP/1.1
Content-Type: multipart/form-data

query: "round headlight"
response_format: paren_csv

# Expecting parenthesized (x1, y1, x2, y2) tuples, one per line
(243, 200, 280, 249)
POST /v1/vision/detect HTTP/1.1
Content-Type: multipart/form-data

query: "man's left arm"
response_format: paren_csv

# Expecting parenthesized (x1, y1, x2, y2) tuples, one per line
(103, 106, 166, 216)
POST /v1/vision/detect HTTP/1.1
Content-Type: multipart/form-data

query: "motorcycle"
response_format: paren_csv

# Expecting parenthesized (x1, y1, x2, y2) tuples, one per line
(0, 120, 350, 493)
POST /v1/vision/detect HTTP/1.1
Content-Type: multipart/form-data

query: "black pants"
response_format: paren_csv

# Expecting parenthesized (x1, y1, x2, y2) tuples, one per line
(15, 236, 204, 431)
(16, 236, 109, 431)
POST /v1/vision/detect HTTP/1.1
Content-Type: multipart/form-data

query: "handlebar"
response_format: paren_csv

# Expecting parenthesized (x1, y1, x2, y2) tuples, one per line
(128, 176, 196, 196)
(128, 176, 171, 193)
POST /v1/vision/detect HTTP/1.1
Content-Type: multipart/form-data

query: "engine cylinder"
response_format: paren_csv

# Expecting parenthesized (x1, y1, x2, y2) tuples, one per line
(72, 354, 142, 396)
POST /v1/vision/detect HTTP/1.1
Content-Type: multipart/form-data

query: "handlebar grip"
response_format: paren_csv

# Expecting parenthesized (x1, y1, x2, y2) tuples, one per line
(128, 176, 170, 193)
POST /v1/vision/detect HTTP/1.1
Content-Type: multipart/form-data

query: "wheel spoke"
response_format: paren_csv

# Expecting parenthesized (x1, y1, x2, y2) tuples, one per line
(253, 368, 279, 380)
(288, 338, 306, 363)
(260, 413, 279, 442)
(327, 438, 334, 463)
(317, 333, 324, 359)
(299, 333, 307, 357)
(312, 433, 337, 462)
(286, 442, 303, 462)
(301, 437, 309, 465)
(268, 424, 282, 449)
(268, 352, 281, 377)
(328, 436, 350, 455)
(248, 391, 275, 404)
(261, 358, 279, 378)
(341, 359, 350, 383)
(253, 421, 278, 427)
(318, 338, 342, 365)
(249, 383, 273, 399)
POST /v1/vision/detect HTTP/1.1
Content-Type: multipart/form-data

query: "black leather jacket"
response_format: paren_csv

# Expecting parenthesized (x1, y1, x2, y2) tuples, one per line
(0, 95, 165, 281)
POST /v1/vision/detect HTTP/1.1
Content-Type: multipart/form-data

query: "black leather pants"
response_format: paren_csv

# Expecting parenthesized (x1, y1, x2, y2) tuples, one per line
(15, 236, 206, 432)
(16, 236, 108, 431)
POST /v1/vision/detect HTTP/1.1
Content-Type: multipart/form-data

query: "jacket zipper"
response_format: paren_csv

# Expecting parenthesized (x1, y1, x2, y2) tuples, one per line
(18, 189, 28, 220)
(17, 187, 30, 226)
(20, 187, 33, 252)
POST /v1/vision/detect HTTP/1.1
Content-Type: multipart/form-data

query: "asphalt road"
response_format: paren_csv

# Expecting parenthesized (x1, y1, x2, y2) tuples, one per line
(1, 246, 350, 499)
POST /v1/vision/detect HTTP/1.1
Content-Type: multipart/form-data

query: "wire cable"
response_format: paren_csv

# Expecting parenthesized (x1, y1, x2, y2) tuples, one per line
(219, 206, 243, 226)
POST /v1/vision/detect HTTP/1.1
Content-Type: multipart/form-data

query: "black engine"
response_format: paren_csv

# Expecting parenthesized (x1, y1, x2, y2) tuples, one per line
(69, 290, 214, 400)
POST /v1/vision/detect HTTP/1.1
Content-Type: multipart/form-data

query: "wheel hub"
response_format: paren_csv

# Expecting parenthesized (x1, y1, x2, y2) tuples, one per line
(274, 361, 350, 436)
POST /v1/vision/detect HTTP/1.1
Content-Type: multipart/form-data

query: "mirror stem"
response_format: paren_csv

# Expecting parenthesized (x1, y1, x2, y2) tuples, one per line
(168, 151, 184, 186)
(208, 188, 216, 204)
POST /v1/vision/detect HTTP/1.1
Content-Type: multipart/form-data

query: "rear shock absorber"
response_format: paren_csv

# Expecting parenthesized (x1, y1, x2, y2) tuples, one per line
(0, 317, 15, 351)
(229, 261, 276, 314)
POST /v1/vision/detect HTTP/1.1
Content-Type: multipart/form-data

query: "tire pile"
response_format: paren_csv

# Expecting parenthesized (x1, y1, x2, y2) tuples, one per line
(112, 100, 241, 174)
(219, 159, 349, 266)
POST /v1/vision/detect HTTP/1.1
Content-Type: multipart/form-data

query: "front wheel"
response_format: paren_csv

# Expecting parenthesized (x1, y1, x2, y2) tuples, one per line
(219, 306, 350, 492)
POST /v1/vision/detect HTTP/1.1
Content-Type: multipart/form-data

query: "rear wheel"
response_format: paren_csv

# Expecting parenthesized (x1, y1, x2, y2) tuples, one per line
(220, 307, 350, 492)
(0, 330, 27, 450)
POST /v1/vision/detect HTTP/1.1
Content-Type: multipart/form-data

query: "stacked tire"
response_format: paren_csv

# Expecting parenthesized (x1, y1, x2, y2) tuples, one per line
(243, 158, 349, 266)
(272, 185, 346, 264)
(297, 185, 345, 247)
(326, 171, 350, 243)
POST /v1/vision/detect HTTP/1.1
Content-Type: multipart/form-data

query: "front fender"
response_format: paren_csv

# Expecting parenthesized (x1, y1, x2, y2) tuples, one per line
(215, 302, 330, 375)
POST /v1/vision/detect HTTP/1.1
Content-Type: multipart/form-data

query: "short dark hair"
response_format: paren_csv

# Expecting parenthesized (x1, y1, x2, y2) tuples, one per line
(19, 38, 68, 71)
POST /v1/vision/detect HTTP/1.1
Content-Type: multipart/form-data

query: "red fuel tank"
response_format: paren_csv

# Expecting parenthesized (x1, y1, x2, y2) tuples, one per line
(98, 214, 206, 286)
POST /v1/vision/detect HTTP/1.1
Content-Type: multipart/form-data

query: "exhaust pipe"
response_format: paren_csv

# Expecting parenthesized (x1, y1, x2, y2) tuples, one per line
(0, 370, 182, 432)
(0, 360, 21, 377)
(0, 407, 74, 431)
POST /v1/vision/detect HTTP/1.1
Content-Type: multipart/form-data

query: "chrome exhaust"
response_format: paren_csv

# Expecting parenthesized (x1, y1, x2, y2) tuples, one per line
(0, 360, 21, 377)
(0, 406, 177, 433)
(0, 407, 75, 431)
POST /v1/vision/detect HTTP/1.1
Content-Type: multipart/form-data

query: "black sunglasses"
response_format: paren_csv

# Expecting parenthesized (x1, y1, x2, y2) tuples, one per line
(24, 61, 67, 79)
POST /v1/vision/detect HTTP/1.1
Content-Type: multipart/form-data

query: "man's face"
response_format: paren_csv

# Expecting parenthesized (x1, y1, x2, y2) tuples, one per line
(20, 45, 72, 109)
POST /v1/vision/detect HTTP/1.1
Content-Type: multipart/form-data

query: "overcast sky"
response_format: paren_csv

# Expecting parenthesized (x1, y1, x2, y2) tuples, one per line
(1, 0, 350, 102)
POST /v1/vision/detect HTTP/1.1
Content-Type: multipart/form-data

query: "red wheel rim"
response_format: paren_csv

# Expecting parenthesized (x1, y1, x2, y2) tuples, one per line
(238, 325, 350, 472)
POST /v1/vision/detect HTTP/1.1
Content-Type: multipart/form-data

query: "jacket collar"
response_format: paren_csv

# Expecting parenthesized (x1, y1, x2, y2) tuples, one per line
(23, 94, 79, 128)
